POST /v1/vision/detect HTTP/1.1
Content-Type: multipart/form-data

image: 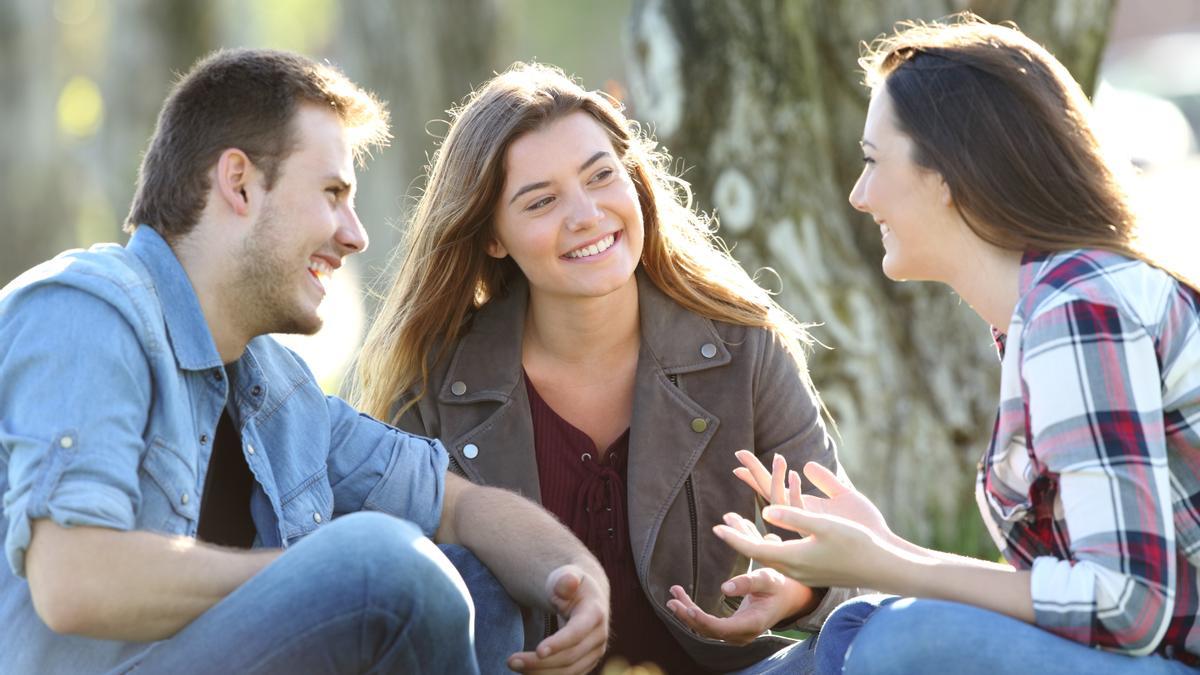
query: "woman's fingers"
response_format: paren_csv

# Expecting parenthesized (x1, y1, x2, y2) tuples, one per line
(770, 454, 788, 505)
(802, 461, 849, 498)
(734, 450, 772, 498)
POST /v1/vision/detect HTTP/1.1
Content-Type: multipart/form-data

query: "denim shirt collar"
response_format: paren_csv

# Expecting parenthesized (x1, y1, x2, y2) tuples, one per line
(127, 226, 224, 372)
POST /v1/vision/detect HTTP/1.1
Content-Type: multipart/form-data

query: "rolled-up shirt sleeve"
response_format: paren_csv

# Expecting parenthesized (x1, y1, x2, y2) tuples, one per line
(1020, 299, 1174, 655)
(1, 285, 150, 577)
(324, 396, 448, 537)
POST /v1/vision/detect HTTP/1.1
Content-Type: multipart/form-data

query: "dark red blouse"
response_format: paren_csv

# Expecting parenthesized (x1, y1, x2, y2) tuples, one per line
(525, 375, 699, 674)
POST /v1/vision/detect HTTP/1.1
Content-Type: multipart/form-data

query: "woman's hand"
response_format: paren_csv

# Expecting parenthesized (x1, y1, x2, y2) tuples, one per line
(666, 514, 820, 644)
(713, 508, 893, 590)
(733, 451, 893, 541)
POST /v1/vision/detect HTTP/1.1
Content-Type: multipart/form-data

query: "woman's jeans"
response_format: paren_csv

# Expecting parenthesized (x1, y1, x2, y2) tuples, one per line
(109, 511, 524, 674)
(815, 594, 1199, 675)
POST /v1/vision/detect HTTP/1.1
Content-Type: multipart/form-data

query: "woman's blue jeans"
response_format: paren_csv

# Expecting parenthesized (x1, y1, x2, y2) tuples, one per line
(109, 511, 524, 674)
(815, 594, 1200, 675)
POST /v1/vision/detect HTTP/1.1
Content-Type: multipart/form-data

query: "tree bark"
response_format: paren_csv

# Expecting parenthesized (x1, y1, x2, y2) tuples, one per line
(625, 0, 1116, 554)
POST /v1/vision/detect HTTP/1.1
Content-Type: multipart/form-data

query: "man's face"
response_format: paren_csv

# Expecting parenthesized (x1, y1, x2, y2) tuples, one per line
(231, 105, 367, 337)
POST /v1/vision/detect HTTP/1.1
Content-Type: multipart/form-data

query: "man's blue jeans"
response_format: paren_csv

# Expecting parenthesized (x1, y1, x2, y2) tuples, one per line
(815, 594, 1200, 675)
(108, 511, 524, 674)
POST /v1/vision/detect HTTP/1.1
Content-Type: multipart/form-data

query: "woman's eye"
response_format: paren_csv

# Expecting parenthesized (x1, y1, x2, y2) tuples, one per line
(861, 156, 876, 165)
(590, 167, 614, 183)
(527, 195, 554, 211)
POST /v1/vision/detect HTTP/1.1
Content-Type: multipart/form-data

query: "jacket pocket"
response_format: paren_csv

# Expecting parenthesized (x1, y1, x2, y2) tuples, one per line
(279, 469, 334, 544)
(140, 436, 200, 533)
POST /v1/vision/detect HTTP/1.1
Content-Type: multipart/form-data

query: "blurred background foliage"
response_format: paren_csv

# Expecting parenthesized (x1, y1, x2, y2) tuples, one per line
(2, 0, 1197, 558)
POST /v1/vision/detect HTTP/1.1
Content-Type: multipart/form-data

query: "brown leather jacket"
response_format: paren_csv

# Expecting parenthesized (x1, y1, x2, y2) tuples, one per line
(396, 274, 855, 671)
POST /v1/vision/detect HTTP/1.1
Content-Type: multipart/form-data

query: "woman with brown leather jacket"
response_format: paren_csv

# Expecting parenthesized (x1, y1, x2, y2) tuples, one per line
(353, 62, 855, 674)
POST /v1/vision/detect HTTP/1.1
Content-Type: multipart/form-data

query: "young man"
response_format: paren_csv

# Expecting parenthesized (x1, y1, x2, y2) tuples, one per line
(0, 49, 609, 674)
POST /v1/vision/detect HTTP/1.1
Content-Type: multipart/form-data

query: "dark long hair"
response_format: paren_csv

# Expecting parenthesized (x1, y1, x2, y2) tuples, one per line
(860, 13, 1195, 289)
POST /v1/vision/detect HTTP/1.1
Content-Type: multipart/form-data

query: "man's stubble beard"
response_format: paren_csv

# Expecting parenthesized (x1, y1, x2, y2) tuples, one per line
(230, 204, 324, 339)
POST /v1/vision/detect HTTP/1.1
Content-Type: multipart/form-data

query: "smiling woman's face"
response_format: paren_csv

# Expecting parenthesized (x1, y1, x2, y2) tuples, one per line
(488, 111, 644, 302)
(848, 86, 963, 282)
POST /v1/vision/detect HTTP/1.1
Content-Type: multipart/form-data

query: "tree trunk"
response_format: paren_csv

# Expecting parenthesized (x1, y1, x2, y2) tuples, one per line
(625, 0, 1115, 555)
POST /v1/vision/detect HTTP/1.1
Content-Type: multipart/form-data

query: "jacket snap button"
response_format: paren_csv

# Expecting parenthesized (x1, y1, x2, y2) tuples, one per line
(700, 343, 717, 359)
(463, 443, 479, 459)
(451, 381, 467, 396)
(691, 418, 708, 433)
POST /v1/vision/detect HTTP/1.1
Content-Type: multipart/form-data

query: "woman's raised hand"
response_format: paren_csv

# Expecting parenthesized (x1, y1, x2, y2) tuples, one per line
(732, 451, 893, 541)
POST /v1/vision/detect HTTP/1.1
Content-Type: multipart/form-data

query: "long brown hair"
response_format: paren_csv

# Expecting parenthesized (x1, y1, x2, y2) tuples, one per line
(860, 13, 1195, 289)
(354, 63, 813, 423)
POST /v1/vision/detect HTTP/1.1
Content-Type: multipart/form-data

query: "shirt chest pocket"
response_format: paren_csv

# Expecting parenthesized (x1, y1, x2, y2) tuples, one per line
(279, 470, 334, 545)
(139, 437, 200, 534)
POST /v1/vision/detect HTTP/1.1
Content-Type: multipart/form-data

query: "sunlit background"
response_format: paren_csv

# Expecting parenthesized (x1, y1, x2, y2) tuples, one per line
(7, 0, 1194, 394)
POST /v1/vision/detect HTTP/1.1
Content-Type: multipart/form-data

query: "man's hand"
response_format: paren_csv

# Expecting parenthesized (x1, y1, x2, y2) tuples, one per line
(666, 566, 816, 645)
(507, 565, 610, 674)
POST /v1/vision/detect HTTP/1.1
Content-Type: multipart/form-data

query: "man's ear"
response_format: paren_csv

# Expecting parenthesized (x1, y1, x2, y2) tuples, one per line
(485, 237, 508, 259)
(214, 148, 256, 217)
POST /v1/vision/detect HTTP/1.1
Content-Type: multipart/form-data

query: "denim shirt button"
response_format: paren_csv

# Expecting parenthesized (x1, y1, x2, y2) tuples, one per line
(59, 436, 74, 449)
(213, 371, 223, 382)
(246, 443, 256, 455)
(199, 433, 209, 445)
(313, 512, 322, 524)
(180, 492, 189, 505)
(251, 385, 262, 397)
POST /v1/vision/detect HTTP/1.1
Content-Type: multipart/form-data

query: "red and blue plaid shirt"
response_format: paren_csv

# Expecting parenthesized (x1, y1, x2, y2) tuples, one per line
(980, 249, 1200, 661)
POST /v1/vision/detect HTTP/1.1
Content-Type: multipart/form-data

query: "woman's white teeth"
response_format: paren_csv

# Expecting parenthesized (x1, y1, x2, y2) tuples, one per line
(565, 233, 615, 259)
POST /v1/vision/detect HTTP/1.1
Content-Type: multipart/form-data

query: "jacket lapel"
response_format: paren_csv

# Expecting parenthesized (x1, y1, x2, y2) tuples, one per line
(436, 281, 543, 501)
(626, 273, 731, 571)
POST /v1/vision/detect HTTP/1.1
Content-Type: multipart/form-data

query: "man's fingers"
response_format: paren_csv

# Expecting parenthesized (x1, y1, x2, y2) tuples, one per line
(803, 461, 848, 498)
(516, 604, 606, 671)
(547, 567, 582, 609)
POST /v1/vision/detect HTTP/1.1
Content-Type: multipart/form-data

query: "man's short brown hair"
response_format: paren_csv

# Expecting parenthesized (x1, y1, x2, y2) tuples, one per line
(125, 48, 389, 240)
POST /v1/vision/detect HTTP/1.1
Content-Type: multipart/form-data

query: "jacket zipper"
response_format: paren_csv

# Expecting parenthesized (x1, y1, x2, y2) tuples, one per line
(447, 453, 466, 477)
(668, 374, 700, 597)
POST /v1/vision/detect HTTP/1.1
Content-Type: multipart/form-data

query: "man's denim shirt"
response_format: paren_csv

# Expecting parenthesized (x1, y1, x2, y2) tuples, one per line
(0, 227, 448, 672)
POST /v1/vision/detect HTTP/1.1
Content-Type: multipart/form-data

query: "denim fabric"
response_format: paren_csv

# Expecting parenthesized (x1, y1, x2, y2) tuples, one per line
(0, 227, 450, 672)
(815, 595, 1200, 675)
(104, 513, 523, 674)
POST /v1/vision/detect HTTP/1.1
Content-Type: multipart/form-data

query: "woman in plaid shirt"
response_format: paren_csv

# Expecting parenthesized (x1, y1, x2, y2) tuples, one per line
(715, 12, 1200, 674)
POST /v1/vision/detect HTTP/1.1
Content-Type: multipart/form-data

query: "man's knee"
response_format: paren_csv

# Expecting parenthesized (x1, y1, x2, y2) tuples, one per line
(310, 513, 473, 631)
